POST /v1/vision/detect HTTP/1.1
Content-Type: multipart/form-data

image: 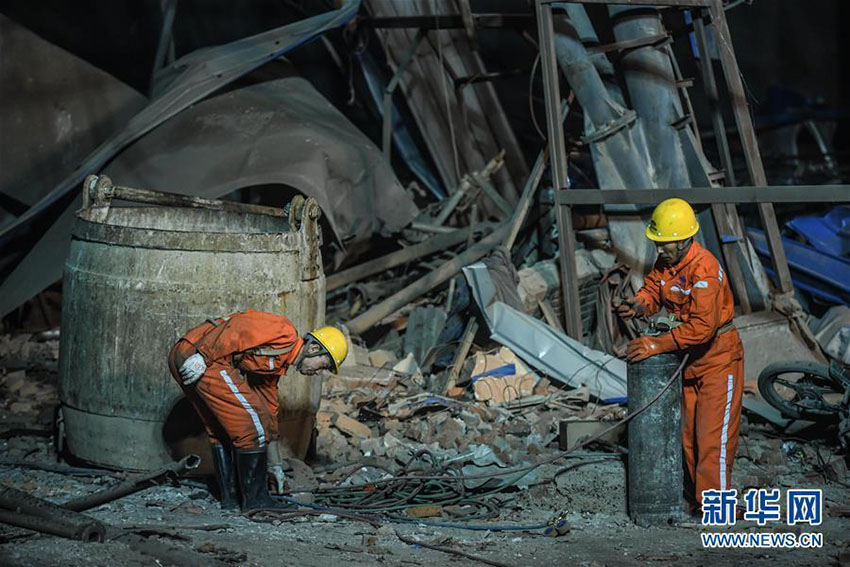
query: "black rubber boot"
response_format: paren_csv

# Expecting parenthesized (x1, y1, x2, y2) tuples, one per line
(210, 443, 239, 510)
(235, 448, 288, 511)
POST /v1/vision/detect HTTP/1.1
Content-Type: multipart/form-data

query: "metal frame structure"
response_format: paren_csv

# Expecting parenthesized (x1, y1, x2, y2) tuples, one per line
(536, 0, 845, 340)
(557, 186, 850, 206)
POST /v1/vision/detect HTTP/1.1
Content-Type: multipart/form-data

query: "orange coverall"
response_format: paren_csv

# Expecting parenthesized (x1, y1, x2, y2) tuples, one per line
(167, 309, 304, 449)
(634, 241, 744, 504)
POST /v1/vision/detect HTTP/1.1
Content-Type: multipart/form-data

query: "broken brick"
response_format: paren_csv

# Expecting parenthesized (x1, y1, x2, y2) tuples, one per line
(332, 414, 373, 439)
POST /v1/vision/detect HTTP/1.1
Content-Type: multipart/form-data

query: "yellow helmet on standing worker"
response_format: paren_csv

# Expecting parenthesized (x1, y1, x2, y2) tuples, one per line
(306, 326, 348, 373)
(645, 198, 700, 242)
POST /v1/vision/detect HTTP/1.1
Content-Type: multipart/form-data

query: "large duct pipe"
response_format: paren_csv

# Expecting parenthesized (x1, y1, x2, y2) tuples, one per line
(551, 8, 656, 269)
(627, 351, 683, 526)
(609, 6, 691, 189)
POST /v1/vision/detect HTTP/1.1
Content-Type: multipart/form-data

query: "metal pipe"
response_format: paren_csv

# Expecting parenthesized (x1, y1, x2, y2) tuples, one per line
(0, 508, 105, 542)
(435, 152, 505, 226)
(627, 351, 683, 527)
(556, 184, 850, 205)
(434, 177, 475, 226)
(504, 98, 571, 251)
(150, 0, 177, 91)
(62, 454, 200, 512)
(409, 222, 461, 235)
(346, 224, 509, 335)
(326, 226, 492, 291)
(609, 5, 690, 189)
(504, 150, 546, 251)
(382, 29, 426, 159)
(0, 484, 106, 541)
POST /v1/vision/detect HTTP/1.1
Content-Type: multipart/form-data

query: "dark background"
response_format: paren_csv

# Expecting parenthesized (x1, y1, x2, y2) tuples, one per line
(2, 0, 847, 158)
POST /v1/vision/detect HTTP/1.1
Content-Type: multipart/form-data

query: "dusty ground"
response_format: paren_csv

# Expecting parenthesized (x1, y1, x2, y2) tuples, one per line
(1, 431, 848, 566)
(1, 331, 849, 566)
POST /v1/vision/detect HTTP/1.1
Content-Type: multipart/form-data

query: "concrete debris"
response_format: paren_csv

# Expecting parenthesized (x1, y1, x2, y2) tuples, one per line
(812, 305, 850, 364)
(558, 420, 624, 451)
(332, 414, 373, 440)
(402, 305, 447, 368)
(471, 347, 538, 404)
(367, 349, 398, 368)
(0, 333, 60, 421)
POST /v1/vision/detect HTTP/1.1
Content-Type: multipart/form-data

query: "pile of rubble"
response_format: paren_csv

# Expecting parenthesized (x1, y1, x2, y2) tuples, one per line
(315, 341, 626, 483)
(0, 331, 59, 420)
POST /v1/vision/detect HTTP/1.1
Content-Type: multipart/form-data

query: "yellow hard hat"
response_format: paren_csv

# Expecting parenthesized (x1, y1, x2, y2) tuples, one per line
(306, 325, 348, 373)
(646, 198, 699, 242)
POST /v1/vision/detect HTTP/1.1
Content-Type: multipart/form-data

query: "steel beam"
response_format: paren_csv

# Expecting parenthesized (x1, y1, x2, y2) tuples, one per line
(556, 185, 850, 205)
(537, 1, 583, 340)
(708, 0, 794, 295)
(691, 13, 759, 311)
(361, 14, 533, 29)
(693, 15, 735, 187)
(542, 0, 712, 6)
(382, 29, 426, 159)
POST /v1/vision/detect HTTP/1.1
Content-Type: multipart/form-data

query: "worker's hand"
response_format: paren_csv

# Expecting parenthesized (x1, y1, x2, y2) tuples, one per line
(268, 464, 286, 494)
(616, 298, 646, 320)
(625, 334, 674, 363)
(179, 353, 207, 385)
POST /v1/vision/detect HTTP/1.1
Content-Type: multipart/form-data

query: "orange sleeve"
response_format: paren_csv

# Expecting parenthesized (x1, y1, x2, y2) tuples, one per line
(191, 310, 300, 365)
(670, 272, 722, 349)
(634, 261, 664, 317)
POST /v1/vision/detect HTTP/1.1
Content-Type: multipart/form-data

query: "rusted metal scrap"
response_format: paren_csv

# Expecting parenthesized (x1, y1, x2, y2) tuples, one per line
(0, 508, 105, 543)
(0, 484, 106, 542)
(62, 454, 201, 512)
(346, 224, 509, 334)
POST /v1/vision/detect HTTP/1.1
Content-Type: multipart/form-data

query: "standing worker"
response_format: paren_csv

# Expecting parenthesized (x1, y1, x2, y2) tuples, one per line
(167, 309, 348, 511)
(617, 198, 744, 511)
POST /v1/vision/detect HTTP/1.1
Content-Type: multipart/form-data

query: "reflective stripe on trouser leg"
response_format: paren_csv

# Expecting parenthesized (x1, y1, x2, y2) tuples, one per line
(251, 377, 281, 441)
(718, 373, 733, 491)
(693, 356, 743, 503)
(219, 369, 266, 446)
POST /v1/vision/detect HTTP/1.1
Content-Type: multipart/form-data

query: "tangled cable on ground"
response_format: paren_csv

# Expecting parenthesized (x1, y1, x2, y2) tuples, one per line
(271, 355, 689, 530)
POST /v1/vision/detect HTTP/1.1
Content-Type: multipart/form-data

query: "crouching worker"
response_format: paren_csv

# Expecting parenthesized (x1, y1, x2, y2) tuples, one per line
(617, 198, 744, 513)
(167, 309, 348, 511)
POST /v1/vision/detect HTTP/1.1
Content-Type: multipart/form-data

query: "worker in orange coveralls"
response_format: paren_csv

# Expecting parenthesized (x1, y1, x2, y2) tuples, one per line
(617, 198, 744, 512)
(167, 309, 348, 511)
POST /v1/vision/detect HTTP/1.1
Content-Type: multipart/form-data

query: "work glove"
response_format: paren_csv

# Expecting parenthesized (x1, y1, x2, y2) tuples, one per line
(266, 442, 287, 494)
(179, 353, 207, 385)
(268, 464, 286, 494)
(625, 333, 676, 363)
(616, 298, 646, 320)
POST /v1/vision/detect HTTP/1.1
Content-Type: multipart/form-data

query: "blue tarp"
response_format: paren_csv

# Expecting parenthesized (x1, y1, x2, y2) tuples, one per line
(748, 225, 850, 306)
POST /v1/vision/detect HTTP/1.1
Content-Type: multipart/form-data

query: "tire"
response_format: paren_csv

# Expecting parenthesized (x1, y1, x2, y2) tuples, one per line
(758, 361, 842, 422)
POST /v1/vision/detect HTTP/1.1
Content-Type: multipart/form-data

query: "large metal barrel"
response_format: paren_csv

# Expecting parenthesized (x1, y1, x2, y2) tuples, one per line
(59, 187, 325, 472)
(627, 350, 683, 526)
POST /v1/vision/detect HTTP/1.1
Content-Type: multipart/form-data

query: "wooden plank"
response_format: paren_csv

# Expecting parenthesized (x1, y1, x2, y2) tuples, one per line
(444, 318, 478, 393)
(538, 299, 565, 333)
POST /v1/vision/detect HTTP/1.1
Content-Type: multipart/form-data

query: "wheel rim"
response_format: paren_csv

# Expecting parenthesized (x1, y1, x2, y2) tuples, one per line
(768, 371, 843, 416)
